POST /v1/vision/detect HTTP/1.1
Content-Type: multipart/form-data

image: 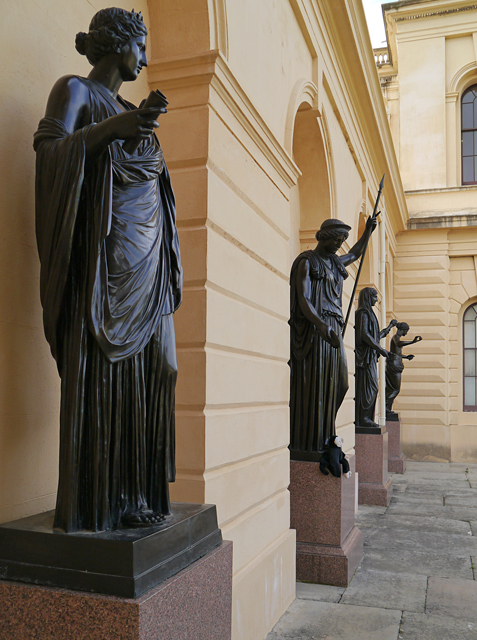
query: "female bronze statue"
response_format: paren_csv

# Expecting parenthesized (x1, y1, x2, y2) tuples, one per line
(289, 217, 376, 457)
(355, 288, 396, 428)
(34, 8, 182, 532)
(385, 323, 422, 416)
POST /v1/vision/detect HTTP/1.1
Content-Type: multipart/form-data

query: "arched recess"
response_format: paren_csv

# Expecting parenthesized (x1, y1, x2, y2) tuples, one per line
(290, 101, 334, 257)
(147, 0, 228, 60)
(285, 79, 319, 155)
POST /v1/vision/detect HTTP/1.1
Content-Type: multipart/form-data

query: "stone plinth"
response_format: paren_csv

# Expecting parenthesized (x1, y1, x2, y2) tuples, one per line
(355, 427, 393, 507)
(0, 541, 233, 640)
(386, 413, 407, 474)
(290, 455, 363, 587)
(0, 504, 222, 598)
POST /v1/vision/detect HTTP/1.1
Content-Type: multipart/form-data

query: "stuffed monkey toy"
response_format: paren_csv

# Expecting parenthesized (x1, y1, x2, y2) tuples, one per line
(319, 435, 351, 478)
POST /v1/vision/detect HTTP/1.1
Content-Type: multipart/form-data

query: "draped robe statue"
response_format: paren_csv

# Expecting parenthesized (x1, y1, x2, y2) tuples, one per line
(355, 288, 395, 429)
(289, 217, 377, 459)
(34, 8, 182, 532)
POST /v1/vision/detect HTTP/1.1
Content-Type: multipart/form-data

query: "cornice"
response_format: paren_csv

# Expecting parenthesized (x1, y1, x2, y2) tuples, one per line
(318, 0, 408, 232)
(147, 51, 300, 191)
(394, 2, 477, 22)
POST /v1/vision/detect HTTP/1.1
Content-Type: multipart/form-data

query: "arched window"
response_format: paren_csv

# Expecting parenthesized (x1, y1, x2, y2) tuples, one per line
(462, 85, 477, 185)
(464, 303, 477, 411)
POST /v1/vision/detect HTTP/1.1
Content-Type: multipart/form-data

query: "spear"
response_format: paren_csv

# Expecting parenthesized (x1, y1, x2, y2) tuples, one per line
(342, 174, 385, 338)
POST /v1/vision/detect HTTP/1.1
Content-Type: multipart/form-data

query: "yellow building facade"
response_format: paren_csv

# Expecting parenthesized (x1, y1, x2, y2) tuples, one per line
(377, 0, 477, 463)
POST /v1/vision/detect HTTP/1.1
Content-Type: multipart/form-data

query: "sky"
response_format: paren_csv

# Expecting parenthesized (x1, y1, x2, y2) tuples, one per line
(362, 0, 388, 48)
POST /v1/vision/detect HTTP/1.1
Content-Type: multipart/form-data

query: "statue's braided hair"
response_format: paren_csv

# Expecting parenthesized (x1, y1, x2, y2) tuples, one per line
(315, 228, 349, 242)
(75, 8, 147, 65)
(396, 322, 409, 332)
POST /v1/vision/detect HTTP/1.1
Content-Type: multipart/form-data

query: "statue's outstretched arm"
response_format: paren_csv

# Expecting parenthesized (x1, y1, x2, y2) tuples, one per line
(340, 215, 378, 267)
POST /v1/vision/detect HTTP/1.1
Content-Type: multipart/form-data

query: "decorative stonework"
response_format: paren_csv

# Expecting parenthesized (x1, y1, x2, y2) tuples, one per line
(395, 4, 477, 22)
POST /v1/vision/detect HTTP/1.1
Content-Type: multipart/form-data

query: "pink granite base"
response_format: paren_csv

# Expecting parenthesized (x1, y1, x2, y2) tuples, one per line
(355, 431, 393, 507)
(296, 525, 364, 586)
(386, 418, 406, 474)
(290, 456, 363, 586)
(358, 476, 393, 507)
(0, 541, 233, 640)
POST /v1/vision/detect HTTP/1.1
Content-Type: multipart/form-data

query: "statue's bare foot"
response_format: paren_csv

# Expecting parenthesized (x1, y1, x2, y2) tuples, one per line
(122, 509, 165, 528)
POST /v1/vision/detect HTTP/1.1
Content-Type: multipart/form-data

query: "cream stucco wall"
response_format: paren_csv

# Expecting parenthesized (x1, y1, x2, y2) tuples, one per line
(378, 0, 477, 462)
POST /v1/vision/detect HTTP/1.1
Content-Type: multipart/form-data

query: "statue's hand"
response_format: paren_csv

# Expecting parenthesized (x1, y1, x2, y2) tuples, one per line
(407, 354, 415, 360)
(318, 323, 340, 349)
(107, 107, 165, 141)
(390, 319, 398, 327)
(414, 336, 423, 343)
(365, 214, 378, 234)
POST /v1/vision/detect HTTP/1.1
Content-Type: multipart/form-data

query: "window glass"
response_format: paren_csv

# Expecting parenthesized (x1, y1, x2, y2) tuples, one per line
(463, 156, 474, 183)
(463, 103, 474, 129)
(462, 86, 477, 184)
(464, 304, 477, 410)
(465, 306, 477, 321)
(465, 377, 476, 407)
(465, 350, 476, 376)
(463, 131, 473, 156)
(464, 320, 476, 348)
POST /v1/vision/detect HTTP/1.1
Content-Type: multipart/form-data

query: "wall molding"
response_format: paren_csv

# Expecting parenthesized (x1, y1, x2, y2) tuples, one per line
(148, 51, 300, 192)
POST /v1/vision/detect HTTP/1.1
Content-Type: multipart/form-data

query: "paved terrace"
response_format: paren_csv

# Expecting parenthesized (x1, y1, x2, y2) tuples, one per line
(267, 461, 477, 640)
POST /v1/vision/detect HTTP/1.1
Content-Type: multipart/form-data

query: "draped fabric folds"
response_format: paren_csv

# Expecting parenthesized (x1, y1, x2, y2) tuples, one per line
(34, 77, 181, 532)
(355, 308, 380, 426)
(289, 251, 349, 455)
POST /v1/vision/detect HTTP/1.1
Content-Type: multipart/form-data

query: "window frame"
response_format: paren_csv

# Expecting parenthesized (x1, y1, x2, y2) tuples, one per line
(461, 85, 477, 186)
(463, 302, 477, 412)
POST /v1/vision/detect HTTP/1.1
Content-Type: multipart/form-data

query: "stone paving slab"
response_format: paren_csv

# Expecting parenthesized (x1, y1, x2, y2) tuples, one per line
(405, 486, 477, 496)
(446, 496, 477, 508)
(399, 480, 472, 492)
(340, 569, 427, 613)
(364, 527, 477, 555)
(400, 612, 477, 639)
(390, 494, 444, 505)
(296, 582, 344, 603)
(360, 514, 471, 535)
(386, 502, 477, 521)
(408, 461, 468, 472)
(266, 600, 402, 640)
(360, 548, 473, 579)
(426, 577, 477, 622)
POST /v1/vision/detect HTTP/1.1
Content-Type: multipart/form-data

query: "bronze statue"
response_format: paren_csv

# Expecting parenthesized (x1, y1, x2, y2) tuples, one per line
(34, 8, 182, 532)
(386, 323, 422, 417)
(355, 288, 396, 429)
(289, 217, 377, 458)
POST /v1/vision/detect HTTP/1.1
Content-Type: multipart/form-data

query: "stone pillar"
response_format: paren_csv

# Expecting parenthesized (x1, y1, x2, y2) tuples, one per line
(289, 455, 363, 587)
(0, 541, 233, 640)
(355, 426, 393, 506)
(386, 413, 407, 474)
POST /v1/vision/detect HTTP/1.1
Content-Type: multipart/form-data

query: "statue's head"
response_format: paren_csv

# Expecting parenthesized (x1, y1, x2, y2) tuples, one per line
(75, 8, 148, 67)
(396, 321, 409, 335)
(315, 219, 351, 253)
(358, 287, 378, 310)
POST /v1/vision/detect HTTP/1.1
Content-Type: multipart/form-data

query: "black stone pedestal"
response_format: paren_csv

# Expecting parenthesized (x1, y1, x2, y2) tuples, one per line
(0, 503, 222, 598)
